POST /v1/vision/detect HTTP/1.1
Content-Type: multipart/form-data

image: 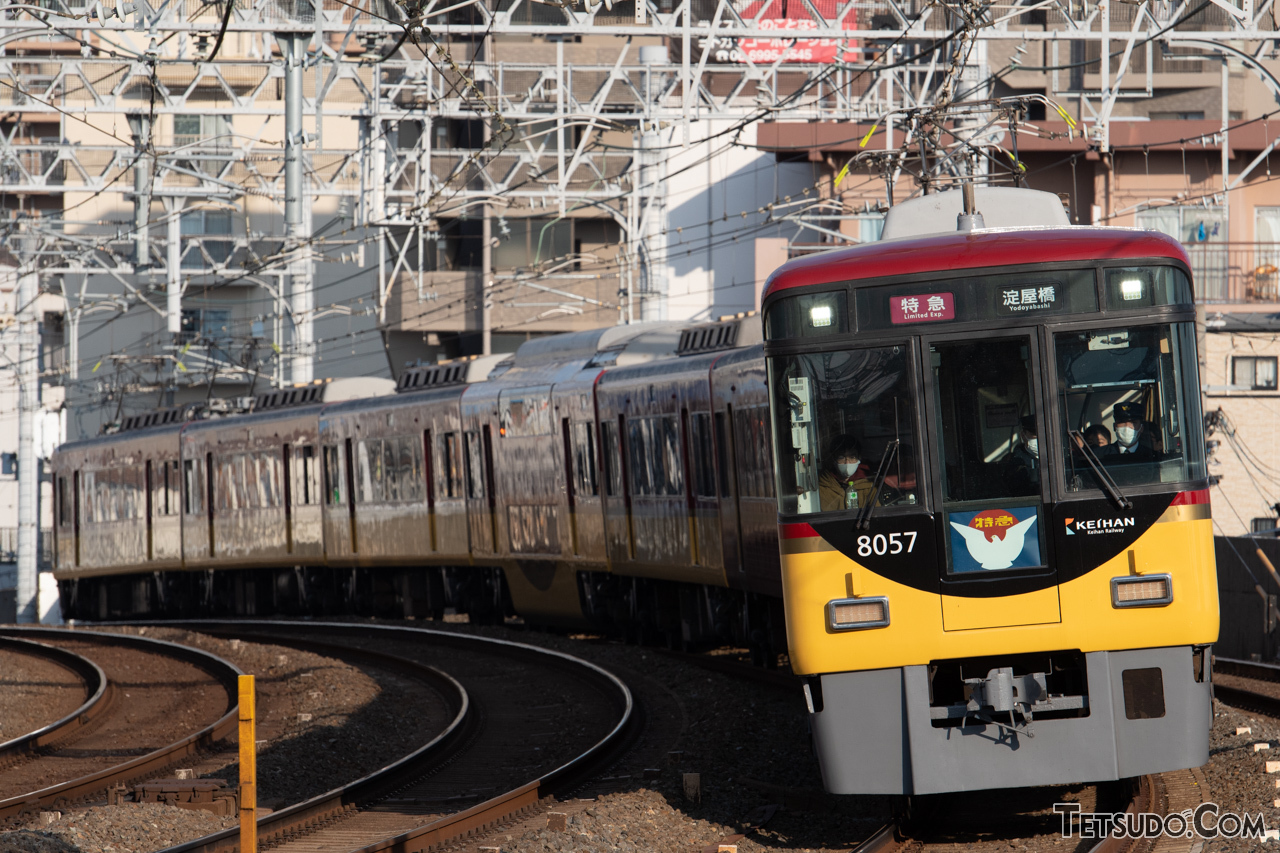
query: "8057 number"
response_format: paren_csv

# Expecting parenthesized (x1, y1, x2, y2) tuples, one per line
(856, 531, 918, 557)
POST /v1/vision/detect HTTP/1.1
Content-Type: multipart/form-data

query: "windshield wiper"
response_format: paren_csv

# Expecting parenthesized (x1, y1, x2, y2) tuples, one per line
(856, 439, 899, 530)
(1069, 430, 1132, 510)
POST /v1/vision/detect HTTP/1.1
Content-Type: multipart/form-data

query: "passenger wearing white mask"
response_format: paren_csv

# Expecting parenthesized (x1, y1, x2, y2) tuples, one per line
(1104, 403, 1156, 462)
(818, 435, 875, 511)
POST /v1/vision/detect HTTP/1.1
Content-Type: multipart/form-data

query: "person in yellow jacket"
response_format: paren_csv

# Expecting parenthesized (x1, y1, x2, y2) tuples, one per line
(818, 435, 876, 512)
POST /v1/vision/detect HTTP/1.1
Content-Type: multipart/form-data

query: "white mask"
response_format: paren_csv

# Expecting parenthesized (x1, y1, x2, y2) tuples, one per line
(1116, 425, 1138, 446)
(837, 462, 860, 478)
(1025, 438, 1039, 458)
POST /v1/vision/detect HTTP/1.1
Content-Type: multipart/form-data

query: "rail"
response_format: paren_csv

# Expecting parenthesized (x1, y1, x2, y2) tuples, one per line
(0, 627, 243, 822)
(0, 636, 108, 766)
(154, 620, 634, 853)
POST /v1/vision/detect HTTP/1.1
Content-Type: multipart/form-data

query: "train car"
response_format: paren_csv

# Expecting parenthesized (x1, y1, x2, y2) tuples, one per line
(52, 407, 190, 617)
(762, 186, 1216, 795)
(459, 324, 686, 626)
(317, 356, 505, 618)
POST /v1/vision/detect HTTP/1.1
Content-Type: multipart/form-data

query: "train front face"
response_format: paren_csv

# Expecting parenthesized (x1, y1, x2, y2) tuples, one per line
(763, 230, 1216, 796)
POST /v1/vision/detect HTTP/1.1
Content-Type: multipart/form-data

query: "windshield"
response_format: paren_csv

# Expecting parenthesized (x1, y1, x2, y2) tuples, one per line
(1057, 321, 1205, 490)
(769, 346, 920, 516)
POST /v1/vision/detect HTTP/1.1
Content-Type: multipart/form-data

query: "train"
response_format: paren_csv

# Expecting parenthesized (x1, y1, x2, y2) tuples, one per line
(51, 311, 789, 662)
(50, 186, 1219, 796)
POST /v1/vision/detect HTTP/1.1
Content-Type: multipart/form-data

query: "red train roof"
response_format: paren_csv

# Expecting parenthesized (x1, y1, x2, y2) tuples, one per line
(762, 227, 1190, 301)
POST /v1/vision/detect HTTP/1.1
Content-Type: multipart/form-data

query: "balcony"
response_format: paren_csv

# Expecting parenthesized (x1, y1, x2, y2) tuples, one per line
(1183, 243, 1280, 304)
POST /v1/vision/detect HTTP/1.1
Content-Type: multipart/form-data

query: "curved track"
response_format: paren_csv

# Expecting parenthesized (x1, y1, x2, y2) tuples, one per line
(0, 627, 242, 822)
(156, 620, 635, 853)
(0, 636, 107, 768)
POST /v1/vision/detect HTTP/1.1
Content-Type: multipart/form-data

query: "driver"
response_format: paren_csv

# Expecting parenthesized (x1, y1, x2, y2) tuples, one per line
(819, 435, 876, 511)
(1001, 415, 1041, 495)
(1103, 403, 1156, 462)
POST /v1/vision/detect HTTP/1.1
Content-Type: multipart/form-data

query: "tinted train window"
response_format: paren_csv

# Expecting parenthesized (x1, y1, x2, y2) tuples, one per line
(215, 452, 283, 511)
(601, 421, 621, 497)
(690, 412, 716, 498)
(572, 422, 598, 497)
(769, 345, 919, 516)
(293, 446, 319, 505)
(734, 406, 775, 499)
(82, 466, 146, 522)
(57, 475, 70, 524)
(354, 436, 425, 504)
(184, 458, 204, 515)
(500, 387, 553, 437)
(323, 445, 344, 505)
(930, 337, 1040, 504)
(464, 431, 485, 499)
(1057, 321, 1205, 490)
(627, 416, 683, 497)
(442, 433, 462, 498)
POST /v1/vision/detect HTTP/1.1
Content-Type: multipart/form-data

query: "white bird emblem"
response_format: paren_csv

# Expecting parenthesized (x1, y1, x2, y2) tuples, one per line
(949, 516, 1038, 570)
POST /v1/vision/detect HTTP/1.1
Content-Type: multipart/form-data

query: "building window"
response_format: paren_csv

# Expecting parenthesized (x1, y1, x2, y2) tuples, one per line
(1252, 517, 1279, 536)
(180, 209, 234, 269)
(1232, 356, 1279, 390)
(174, 115, 231, 150)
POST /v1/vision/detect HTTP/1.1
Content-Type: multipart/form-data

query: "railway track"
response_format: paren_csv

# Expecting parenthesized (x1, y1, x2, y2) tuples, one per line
(153, 620, 635, 853)
(0, 627, 242, 822)
(0, 635, 107, 769)
(1212, 656, 1280, 716)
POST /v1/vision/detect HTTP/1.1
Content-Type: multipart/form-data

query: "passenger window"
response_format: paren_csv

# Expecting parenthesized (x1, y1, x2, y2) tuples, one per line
(688, 413, 716, 498)
(770, 346, 920, 515)
(323, 445, 345, 505)
(464, 431, 485, 499)
(734, 406, 774, 499)
(627, 416, 683, 497)
(601, 420, 621, 497)
(183, 458, 204, 516)
(930, 338, 1039, 503)
(294, 445, 318, 505)
(714, 412, 732, 498)
(572, 422, 599, 497)
(442, 432, 462, 498)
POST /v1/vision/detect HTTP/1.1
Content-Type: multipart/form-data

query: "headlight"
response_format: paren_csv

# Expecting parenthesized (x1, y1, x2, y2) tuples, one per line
(1111, 574, 1173, 608)
(826, 597, 890, 631)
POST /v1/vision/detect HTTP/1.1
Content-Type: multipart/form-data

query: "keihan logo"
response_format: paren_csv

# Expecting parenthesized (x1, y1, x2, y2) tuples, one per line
(949, 509, 1038, 570)
(1065, 517, 1136, 536)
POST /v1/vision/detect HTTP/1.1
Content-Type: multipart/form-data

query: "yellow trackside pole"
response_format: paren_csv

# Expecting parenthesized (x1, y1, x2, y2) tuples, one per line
(238, 674, 257, 853)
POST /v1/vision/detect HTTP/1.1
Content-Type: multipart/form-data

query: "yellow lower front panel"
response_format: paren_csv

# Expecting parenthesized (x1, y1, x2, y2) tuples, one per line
(940, 586, 1060, 631)
(782, 517, 1219, 676)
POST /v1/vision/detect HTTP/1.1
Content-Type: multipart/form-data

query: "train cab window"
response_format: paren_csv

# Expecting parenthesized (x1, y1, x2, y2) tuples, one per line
(442, 432, 462, 498)
(930, 337, 1041, 504)
(323, 445, 345, 505)
(769, 345, 920, 516)
(571, 422, 599, 498)
(1057, 322, 1205, 490)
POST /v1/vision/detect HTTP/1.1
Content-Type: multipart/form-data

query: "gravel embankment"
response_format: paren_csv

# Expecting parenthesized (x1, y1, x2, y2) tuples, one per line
(0, 647, 86, 744)
(1201, 701, 1280, 852)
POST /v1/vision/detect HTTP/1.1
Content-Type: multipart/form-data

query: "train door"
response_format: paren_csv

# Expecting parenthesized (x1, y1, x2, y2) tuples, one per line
(923, 329, 1059, 630)
(715, 408, 743, 575)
